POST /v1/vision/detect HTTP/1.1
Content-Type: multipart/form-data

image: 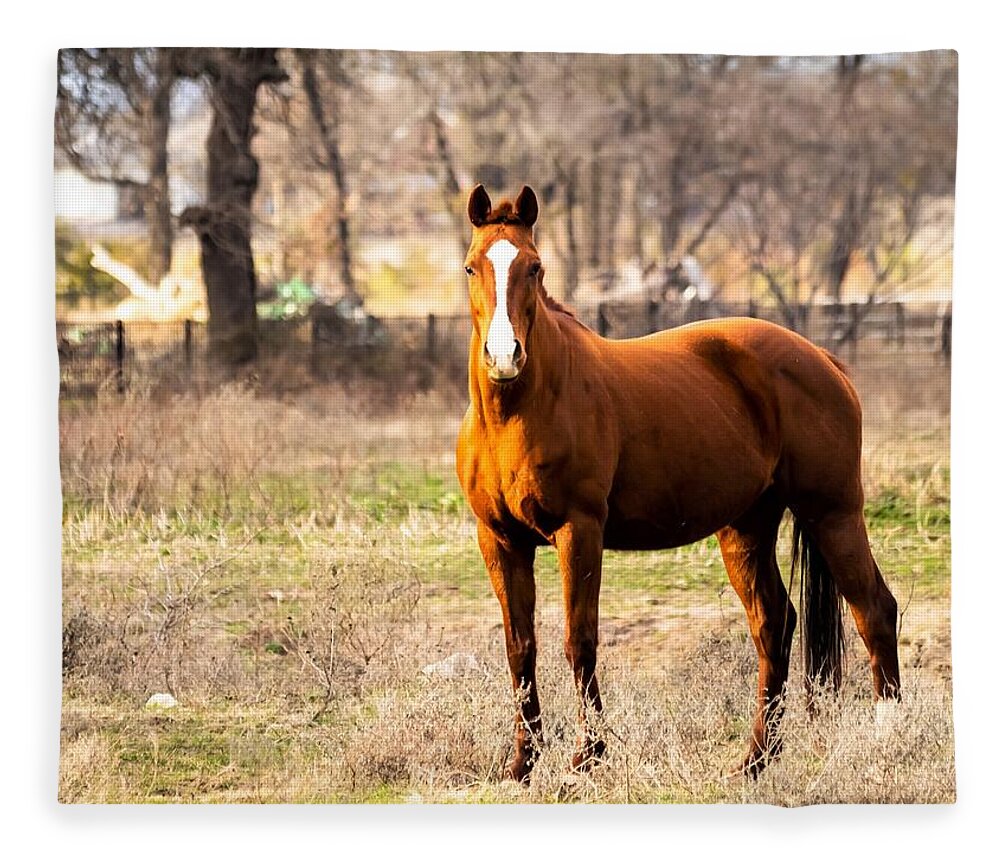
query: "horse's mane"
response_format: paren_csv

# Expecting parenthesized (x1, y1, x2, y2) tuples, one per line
(482, 200, 524, 226)
(538, 284, 577, 318)
(484, 199, 577, 319)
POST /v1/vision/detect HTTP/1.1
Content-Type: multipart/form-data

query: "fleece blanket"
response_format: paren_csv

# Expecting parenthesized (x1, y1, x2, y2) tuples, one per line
(56, 48, 955, 804)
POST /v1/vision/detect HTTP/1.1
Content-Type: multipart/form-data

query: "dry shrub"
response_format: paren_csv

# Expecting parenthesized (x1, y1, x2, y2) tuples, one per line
(742, 676, 955, 805)
(849, 349, 950, 424)
(61, 531, 263, 703)
(62, 608, 123, 676)
(59, 582, 955, 803)
(60, 382, 341, 515)
(339, 665, 512, 795)
(283, 546, 424, 719)
(58, 346, 952, 804)
(325, 618, 954, 804)
(60, 381, 462, 517)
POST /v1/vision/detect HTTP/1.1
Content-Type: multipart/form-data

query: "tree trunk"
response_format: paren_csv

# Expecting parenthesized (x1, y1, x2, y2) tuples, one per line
(180, 49, 286, 364)
(562, 162, 581, 301)
(827, 177, 872, 302)
(428, 108, 468, 257)
(602, 161, 623, 272)
(298, 50, 358, 303)
(587, 149, 602, 269)
(827, 57, 868, 300)
(659, 150, 686, 263)
(201, 70, 260, 364)
(145, 49, 174, 283)
(629, 165, 645, 264)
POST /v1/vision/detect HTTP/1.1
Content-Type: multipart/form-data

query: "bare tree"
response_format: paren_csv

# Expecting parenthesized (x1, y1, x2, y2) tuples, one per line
(56, 49, 955, 343)
(732, 53, 955, 337)
(296, 49, 360, 304)
(177, 49, 287, 364)
(56, 48, 176, 281)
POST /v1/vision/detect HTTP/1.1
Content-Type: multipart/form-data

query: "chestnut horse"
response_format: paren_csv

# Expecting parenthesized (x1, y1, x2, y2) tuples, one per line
(456, 184, 900, 782)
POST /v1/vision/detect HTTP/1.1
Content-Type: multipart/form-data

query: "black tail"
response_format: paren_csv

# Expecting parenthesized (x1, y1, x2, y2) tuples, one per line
(791, 519, 845, 688)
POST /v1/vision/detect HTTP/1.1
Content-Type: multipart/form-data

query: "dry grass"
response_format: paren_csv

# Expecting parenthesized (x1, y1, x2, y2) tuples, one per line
(58, 354, 952, 804)
(58, 616, 954, 804)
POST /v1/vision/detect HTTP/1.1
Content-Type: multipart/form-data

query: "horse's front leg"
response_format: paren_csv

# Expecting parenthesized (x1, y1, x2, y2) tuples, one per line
(554, 512, 607, 771)
(477, 520, 541, 783)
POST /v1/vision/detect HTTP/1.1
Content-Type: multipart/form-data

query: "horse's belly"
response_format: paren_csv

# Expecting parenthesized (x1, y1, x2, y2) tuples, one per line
(602, 507, 729, 550)
(604, 461, 771, 550)
(602, 515, 712, 550)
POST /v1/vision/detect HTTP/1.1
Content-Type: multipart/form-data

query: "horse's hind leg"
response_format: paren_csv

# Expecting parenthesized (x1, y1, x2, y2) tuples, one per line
(717, 489, 796, 777)
(810, 509, 900, 699)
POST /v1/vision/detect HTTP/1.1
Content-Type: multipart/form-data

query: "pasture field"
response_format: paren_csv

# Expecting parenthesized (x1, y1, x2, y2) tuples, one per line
(58, 358, 953, 804)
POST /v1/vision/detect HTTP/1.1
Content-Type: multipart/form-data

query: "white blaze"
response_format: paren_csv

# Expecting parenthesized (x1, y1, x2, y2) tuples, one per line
(484, 239, 520, 375)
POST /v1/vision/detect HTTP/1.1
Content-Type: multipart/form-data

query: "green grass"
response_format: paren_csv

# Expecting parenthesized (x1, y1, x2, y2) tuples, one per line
(348, 461, 465, 519)
(63, 457, 952, 616)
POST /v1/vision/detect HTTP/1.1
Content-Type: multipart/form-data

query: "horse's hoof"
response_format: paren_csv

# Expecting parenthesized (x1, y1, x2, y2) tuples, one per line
(507, 766, 531, 784)
(571, 738, 607, 772)
(507, 751, 535, 784)
(729, 738, 782, 781)
(726, 757, 761, 782)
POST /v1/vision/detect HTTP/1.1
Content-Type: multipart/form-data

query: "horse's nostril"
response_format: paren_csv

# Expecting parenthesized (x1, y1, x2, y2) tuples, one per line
(483, 346, 496, 368)
(512, 340, 523, 362)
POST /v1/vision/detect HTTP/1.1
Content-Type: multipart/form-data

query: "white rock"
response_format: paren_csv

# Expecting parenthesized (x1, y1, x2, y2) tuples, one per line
(421, 653, 482, 679)
(145, 692, 178, 709)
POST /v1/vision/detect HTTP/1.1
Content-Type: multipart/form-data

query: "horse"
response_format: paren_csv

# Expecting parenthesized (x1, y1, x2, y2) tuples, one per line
(455, 184, 900, 783)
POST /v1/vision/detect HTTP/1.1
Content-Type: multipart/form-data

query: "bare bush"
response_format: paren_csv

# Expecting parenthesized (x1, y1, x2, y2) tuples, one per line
(285, 548, 423, 720)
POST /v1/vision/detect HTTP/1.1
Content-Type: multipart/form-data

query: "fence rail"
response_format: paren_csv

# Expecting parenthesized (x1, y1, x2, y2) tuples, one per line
(57, 319, 208, 397)
(56, 298, 951, 398)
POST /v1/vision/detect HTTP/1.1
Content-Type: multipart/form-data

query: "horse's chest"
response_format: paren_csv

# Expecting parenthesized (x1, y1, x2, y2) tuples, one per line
(503, 465, 566, 532)
(469, 450, 567, 539)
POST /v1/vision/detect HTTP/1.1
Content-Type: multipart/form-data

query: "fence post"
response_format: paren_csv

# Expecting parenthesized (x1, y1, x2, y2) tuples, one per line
(895, 302, 905, 348)
(747, 299, 758, 319)
(598, 302, 609, 337)
(848, 303, 860, 363)
(426, 313, 437, 363)
(115, 320, 125, 393)
(646, 299, 659, 334)
(941, 309, 952, 363)
(310, 311, 320, 369)
(184, 319, 193, 368)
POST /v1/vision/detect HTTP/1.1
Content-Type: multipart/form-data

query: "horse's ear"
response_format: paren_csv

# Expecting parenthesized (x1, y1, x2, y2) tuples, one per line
(514, 185, 538, 228)
(468, 184, 492, 227)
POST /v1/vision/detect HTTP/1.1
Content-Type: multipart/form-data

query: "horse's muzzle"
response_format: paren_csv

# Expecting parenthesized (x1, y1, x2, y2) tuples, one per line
(484, 339, 524, 381)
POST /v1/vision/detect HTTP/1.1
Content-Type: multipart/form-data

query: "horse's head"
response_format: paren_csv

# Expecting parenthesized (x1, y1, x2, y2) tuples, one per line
(464, 184, 542, 383)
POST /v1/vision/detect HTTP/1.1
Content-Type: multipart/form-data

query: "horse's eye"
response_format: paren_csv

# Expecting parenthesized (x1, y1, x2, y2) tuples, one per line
(529, 262, 541, 277)
(465, 266, 475, 276)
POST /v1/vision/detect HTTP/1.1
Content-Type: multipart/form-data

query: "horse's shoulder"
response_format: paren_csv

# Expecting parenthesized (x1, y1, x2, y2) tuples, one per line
(456, 407, 486, 478)
(456, 404, 473, 450)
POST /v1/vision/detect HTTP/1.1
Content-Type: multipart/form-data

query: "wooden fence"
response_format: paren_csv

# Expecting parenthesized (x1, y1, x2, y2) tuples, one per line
(56, 297, 951, 398)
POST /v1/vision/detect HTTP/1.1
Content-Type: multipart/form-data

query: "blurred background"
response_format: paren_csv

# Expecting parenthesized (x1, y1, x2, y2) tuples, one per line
(54, 49, 955, 395)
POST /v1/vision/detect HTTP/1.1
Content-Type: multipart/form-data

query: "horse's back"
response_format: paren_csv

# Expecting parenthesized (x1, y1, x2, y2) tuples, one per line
(612, 316, 858, 423)
(594, 316, 865, 526)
